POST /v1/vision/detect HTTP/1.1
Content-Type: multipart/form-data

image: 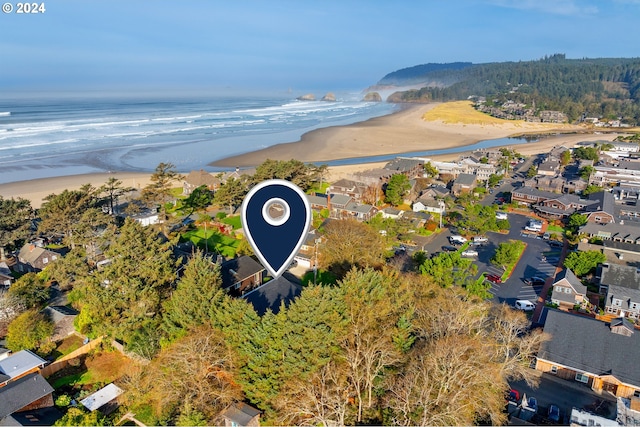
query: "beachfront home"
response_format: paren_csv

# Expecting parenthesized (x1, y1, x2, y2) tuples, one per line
(183, 170, 221, 195)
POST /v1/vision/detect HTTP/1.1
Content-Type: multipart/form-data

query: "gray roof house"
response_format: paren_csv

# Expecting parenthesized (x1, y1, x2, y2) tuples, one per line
(535, 309, 640, 398)
(551, 268, 588, 309)
(0, 373, 54, 421)
(220, 256, 265, 296)
(0, 351, 47, 387)
(451, 173, 477, 196)
(218, 402, 261, 427)
(15, 245, 60, 273)
(598, 263, 640, 319)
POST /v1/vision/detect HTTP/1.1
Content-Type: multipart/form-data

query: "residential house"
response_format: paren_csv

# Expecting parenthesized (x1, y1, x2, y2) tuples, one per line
(242, 275, 303, 315)
(15, 244, 60, 273)
(511, 187, 558, 205)
(598, 263, 640, 320)
(295, 231, 322, 269)
(342, 201, 378, 221)
(536, 309, 640, 398)
(421, 185, 450, 199)
(43, 306, 78, 341)
(0, 373, 55, 421)
(550, 268, 588, 310)
(383, 158, 424, 178)
(580, 221, 640, 245)
(611, 142, 640, 153)
(535, 194, 588, 220)
(413, 197, 445, 215)
(306, 194, 328, 211)
(584, 191, 616, 224)
(219, 403, 261, 427)
(326, 194, 352, 218)
(380, 207, 404, 219)
(327, 179, 367, 201)
(0, 262, 12, 288)
(220, 256, 265, 296)
(0, 350, 47, 387)
(537, 159, 561, 176)
(182, 169, 221, 196)
(451, 173, 477, 196)
(539, 110, 568, 123)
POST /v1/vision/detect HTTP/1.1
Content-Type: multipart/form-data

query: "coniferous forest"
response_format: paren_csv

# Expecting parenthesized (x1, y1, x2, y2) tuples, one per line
(382, 54, 640, 124)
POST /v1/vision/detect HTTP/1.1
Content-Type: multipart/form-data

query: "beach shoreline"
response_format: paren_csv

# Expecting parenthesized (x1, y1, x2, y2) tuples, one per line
(209, 103, 613, 168)
(0, 102, 629, 209)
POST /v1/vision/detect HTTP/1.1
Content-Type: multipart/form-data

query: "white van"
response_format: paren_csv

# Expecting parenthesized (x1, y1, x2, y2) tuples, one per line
(473, 236, 488, 243)
(449, 235, 467, 244)
(515, 300, 536, 311)
(496, 212, 508, 220)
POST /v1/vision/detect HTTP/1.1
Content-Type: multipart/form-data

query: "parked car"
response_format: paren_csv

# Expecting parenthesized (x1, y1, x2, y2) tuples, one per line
(524, 276, 545, 286)
(542, 232, 551, 240)
(472, 236, 488, 243)
(515, 300, 536, 311)
(496, 212, 508, 220)
(484, 274, 502, 284)
(442, 245, 457, 252)
(548, 404, 560, 423)
(549, 240, 563, 248)
(449, 235, 467, 244)
(461, 249, 479, 257)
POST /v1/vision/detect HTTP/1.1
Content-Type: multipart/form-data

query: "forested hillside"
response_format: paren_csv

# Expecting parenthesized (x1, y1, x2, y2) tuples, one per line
(382, 54, 640, 124)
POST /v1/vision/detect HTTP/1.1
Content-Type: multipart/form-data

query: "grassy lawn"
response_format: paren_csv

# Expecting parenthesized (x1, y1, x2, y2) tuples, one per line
(52, 335, 85, 360)
(221, 215, 242, 230)
(308, 182, 330, 194)
(49, 350, 133, 390)
(183, 228, 240, 258)
(547, 224, 565, 233)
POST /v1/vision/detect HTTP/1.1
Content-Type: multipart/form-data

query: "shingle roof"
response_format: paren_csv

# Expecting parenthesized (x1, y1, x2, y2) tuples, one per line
(220, 256, 265, 289)
(384, 158, 422, 173)
(600, 263, 640, 291)
(581, 221, 640, 241)
(605, 285, 640, 311)
(306, 194, 328, 208)
(0, 373, 54, 419)
(242, 275, 302, 315)
(513, 187, 559, 199)
(538, 309, 640, 386)
(453, 173, 476, 186)
(220, 403, 261, 426)
(184, 170, 220, 187)
(327, 194, 352, 206)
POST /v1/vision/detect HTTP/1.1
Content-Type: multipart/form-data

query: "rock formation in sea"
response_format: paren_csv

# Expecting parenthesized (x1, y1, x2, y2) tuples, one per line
(321, 92, 336, 102)
(297, 93, 316, 101)
(362, 92, 382, 102)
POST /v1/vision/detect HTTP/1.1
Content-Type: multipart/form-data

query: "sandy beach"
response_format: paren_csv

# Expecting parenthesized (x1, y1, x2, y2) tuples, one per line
(0, 172, 154, 209)
(0, 102, 629, 209)
(211, 103, 614, 168)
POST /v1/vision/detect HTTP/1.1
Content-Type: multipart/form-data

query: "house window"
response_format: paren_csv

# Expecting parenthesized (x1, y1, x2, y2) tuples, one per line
(614, 299, 622, 307)
(551, 365, 558, 374)
(634, 390, 640, 398)
(565, 288, 572, 294)
(555, 286, 563, 293)
(576, 373, 589, 383)
(632, 302, 639, 310)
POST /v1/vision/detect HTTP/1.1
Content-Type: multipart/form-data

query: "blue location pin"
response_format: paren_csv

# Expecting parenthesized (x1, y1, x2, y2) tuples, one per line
(241, 179, 312, 278)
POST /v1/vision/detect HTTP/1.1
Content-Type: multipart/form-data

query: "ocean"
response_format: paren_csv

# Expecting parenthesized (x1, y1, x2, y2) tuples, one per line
(0, 92, 399, 184)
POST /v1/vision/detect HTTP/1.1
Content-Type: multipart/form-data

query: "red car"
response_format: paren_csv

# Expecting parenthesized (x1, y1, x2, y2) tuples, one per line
(506, 389, 520, 403)
(485, 274, 502, 284)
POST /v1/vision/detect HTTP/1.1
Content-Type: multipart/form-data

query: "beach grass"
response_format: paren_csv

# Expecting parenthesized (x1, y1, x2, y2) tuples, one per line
(422, 101, 522, 125)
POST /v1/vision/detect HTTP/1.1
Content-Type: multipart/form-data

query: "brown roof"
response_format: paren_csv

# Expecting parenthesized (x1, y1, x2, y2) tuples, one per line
(184, 170, 220, 187)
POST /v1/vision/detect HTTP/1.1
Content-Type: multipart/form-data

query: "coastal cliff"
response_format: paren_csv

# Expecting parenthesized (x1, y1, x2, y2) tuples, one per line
(362, 92, 382, 102)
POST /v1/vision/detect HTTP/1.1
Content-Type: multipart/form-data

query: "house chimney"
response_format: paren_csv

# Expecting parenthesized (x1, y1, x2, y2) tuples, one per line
(327, 193, 332, 212)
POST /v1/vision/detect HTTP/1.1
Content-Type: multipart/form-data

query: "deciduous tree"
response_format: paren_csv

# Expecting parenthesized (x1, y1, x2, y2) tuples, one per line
(563, 250, 607, 276)
(319, 219, 386, 278)
(8, 272, 49, 308)
(6, 309, 54, 354)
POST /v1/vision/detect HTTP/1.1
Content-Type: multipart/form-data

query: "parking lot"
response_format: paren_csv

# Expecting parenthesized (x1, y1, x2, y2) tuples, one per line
(421, 211, 562, 309)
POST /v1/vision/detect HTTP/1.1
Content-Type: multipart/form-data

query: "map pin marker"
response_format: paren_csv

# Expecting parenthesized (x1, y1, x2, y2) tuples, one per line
(241, 179, 312, 279)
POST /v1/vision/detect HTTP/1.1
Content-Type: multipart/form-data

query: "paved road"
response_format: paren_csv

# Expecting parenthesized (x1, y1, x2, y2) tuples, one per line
(510, 370, 617, 424)
(421, 211, 562, 309)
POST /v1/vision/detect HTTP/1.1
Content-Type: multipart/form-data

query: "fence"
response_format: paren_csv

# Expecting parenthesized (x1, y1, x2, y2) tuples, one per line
(40, 336, 103, 378)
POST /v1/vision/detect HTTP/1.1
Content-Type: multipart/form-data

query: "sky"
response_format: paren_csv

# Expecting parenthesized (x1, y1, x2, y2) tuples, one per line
(1, 0, 640, 95)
